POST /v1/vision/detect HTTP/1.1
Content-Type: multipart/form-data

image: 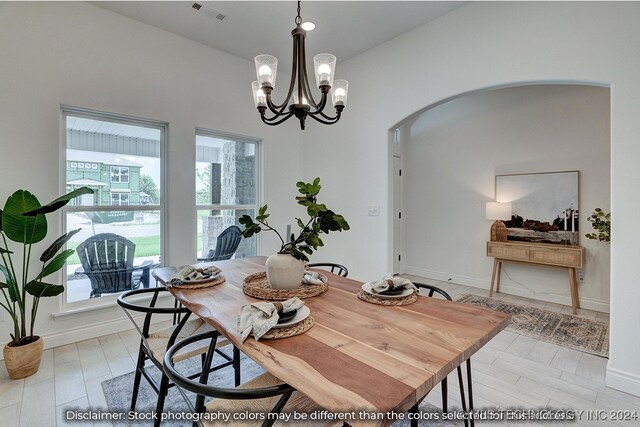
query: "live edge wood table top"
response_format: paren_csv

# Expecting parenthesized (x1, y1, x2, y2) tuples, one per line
(153, 257, 510, 426)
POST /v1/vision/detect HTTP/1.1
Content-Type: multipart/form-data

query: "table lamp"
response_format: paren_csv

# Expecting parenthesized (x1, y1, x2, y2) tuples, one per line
(486, 202, 512, 241)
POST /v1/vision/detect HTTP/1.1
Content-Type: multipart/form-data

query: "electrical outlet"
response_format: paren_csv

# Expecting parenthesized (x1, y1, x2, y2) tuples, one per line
(577, 272, 585, 282)
(367, 205, 380, 216)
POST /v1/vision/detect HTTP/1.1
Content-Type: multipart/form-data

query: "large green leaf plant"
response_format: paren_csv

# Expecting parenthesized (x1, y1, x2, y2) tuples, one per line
(239, 178, 349, 261)
(0, 187, 93, 346)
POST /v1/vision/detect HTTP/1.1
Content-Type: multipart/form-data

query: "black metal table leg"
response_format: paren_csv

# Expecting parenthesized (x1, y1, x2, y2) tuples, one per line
(467, 359, 474, 427)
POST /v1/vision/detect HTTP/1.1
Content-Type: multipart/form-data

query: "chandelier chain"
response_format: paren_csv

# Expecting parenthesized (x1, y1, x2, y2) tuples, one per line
(295, 0, 302, 25)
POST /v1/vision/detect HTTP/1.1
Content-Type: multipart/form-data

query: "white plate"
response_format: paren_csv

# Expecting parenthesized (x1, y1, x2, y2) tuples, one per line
(361, 283, 414, 300)
(274, 305, 310, 328)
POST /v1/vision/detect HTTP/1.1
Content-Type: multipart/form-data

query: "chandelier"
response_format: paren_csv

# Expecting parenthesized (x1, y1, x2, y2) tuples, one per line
(251, 0, 349, 130)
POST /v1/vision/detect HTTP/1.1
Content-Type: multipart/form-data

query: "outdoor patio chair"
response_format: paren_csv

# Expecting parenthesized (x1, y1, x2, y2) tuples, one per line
(197, 225, 242, 262)
(75, 233, 152, 298)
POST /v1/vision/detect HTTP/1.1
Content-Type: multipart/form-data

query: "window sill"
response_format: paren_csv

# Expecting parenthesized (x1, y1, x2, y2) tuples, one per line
(51, 291, 173, 319)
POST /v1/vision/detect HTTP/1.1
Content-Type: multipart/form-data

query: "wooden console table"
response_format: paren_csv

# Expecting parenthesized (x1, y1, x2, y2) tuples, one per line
(487, 241, 585, 314)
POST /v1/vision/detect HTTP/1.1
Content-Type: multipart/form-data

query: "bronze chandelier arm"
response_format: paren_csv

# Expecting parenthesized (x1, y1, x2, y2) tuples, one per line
(308, 110, 341, 125)
(260, 110, 295, 126)
(268, 36, 299, 112)
(299, 36, 320, 108)
(306, 92, 329, 115)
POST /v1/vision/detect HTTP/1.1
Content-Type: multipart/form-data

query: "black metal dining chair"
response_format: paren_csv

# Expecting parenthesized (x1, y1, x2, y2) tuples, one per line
(117, 287, 241, 427)
(197, 225, 242, 262)
(163, 330, 336, 427)
(410, 282, 474, 427)
(307, 262, 349, 277)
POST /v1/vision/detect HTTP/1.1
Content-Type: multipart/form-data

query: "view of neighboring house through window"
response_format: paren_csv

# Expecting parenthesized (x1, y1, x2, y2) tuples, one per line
(63, 109, 164, 305)
(196, 130, 260, 260)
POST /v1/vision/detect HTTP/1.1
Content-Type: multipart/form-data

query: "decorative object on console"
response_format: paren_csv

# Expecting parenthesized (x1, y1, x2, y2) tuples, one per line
(585, 208, 610, 243)
(251, 0, 349, 129)
(239, 177, 349, 290)
(496, 171, 579, 245)
(486, 201, 512, 241)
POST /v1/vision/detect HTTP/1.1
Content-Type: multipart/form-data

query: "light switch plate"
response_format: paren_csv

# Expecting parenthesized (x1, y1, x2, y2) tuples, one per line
(368, 205, 380, 216)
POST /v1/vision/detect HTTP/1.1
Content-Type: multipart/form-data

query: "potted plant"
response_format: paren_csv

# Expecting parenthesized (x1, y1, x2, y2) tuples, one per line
(239, 178, 349, 289)
(1, 187, 93, 379)
(585, 208, 610, 243)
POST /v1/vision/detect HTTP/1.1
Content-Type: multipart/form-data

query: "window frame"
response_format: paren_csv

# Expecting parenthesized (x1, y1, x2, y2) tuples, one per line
(195, 128, 262, 258)
(110, 165, 130, 183)
(110, 192, 130, 206)
(60, 106, 167, 311)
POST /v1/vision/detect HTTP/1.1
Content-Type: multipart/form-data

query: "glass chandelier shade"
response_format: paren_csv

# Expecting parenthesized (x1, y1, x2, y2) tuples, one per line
(251, 0, 349, 130)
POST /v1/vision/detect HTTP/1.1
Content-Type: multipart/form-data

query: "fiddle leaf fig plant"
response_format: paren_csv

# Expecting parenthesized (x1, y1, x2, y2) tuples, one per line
(0, 187, 93, 346)
(239, 177, 349, 262)
(585, 208, 610, 243)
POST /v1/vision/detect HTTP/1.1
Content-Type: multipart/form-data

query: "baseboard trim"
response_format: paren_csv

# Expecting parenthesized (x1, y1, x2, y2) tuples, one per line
(606, 365, 640, 397)
(401, 265, 610, 313)
(0, 313, 158, 361)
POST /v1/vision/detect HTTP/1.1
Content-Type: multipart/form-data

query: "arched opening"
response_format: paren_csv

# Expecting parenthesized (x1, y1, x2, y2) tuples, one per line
(390, 83, 611, 315)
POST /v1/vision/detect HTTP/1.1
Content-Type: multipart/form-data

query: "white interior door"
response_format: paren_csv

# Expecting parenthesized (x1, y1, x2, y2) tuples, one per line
(393, 156, 402, 274)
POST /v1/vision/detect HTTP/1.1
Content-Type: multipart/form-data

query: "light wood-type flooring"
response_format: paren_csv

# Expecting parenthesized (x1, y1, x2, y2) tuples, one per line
(1, 277, 637, 427)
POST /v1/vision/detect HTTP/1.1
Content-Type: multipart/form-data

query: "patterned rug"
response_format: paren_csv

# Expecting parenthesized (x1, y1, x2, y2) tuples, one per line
(456, 294, 609, 358)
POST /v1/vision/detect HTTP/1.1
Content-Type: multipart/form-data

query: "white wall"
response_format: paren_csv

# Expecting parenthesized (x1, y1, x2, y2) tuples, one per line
(303, 2, 640, 396)
(0, 2, 302, 349)
(399, 85, 610, 311)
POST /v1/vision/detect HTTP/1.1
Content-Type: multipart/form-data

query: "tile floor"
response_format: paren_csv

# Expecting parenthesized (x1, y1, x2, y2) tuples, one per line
(1, 277, 638, 427)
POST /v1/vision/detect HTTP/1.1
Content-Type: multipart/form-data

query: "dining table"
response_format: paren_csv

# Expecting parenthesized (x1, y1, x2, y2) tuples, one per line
(153, 256, 510, 426)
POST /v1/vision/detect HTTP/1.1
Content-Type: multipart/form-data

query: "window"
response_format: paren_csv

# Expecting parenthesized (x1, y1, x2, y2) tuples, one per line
(110, 166, 130, 183)
(196, 130, 260, 259)
(111, 192, 130, 206)
(63, 107, 165, 306)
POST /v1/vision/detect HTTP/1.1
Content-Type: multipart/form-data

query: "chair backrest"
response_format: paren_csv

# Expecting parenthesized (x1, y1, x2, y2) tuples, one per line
(307, 262, 349, 277)
(413, 282, 452, 300)
(208, 226, 242, 261)
(76, 233, 136, 294)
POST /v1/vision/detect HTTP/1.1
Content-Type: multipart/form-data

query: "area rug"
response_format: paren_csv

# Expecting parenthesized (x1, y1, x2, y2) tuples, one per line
(102, 350, 464, 426)
(456, 294, 609, 358)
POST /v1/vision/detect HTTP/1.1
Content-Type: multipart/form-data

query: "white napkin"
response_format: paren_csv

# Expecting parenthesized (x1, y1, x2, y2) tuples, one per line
(369, 274, 417, 294)
(168, 265, 221, 287)
(237, 297, 305, 342)
(302, 271, 324, 285)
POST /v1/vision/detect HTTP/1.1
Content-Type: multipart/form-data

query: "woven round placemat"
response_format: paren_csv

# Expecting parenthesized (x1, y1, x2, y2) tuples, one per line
(243, 272, 328, 300)
(169, 275, 226, 289)
(356, 289, 418, 306)
(258, 316, 315, 340)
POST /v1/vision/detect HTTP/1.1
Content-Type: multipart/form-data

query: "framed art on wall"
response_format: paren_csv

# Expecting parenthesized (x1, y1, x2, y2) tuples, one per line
(496, 171, 579, 245)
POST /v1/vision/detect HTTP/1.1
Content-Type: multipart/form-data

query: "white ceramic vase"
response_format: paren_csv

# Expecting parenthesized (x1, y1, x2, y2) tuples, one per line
(265, 253, 305, 290)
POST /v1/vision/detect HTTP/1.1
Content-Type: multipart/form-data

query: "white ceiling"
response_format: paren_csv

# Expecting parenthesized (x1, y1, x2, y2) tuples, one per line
(93, 1, 467, 71)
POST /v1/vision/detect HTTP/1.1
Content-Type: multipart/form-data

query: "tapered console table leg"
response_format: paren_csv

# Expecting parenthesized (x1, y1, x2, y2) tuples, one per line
(489, 259, 498, 297)
(568, 267, 580, 314)
(495, 261, 503, 294)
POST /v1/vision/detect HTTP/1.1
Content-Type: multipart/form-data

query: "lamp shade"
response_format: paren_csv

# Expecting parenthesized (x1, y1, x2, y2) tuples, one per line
(331, 79, 349, 107)
(486, 202, 512, 220)
(254, 54, 277, 88)
(313, 53, 336, 88)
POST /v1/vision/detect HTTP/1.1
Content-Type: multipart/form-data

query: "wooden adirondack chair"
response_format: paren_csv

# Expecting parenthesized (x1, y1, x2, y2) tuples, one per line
(197, 225, 242, 262)
(75, 233, 152, 298)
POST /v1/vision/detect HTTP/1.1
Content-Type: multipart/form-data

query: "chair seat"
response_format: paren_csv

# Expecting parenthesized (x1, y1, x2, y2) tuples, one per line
(204, 372, 340, 427)
(148, 319, 231, 363)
